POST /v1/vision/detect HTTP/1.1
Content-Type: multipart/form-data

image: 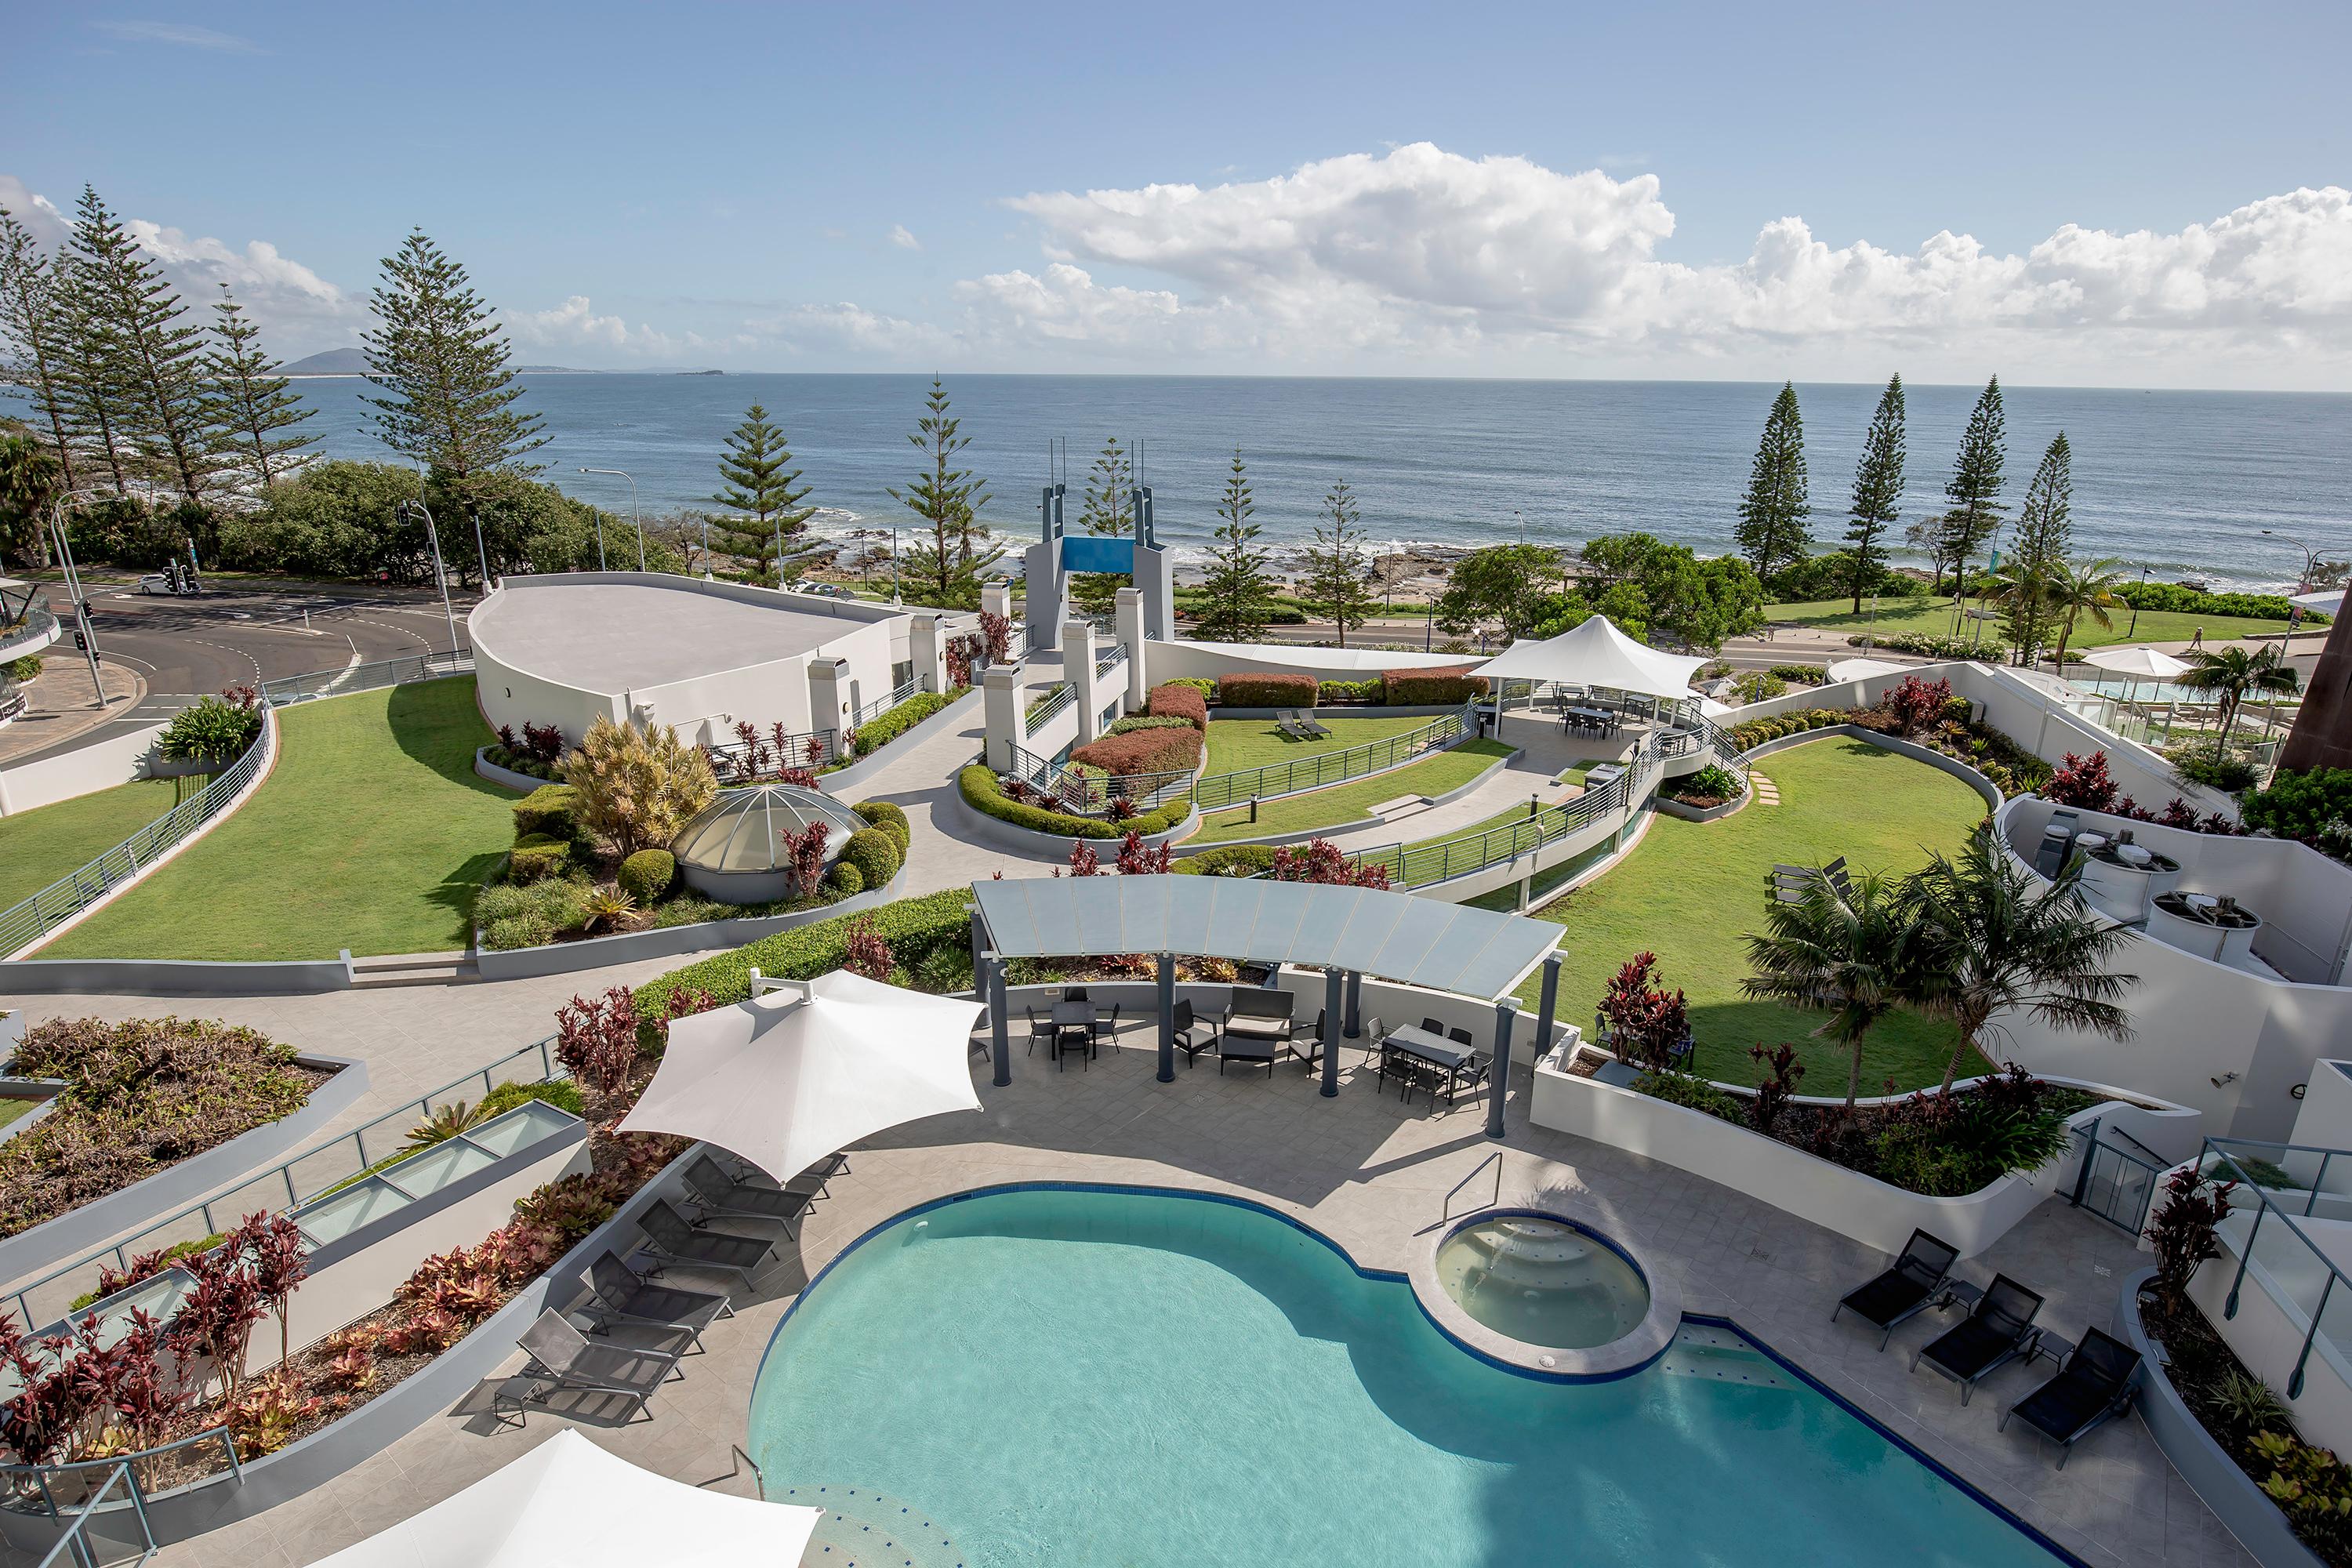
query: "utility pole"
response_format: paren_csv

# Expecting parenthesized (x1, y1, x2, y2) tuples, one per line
(45, 490, 113, 706)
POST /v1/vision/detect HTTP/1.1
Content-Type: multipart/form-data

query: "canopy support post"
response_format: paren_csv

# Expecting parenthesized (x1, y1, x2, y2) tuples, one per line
(1156, 953, 1176, 1083)
(1344, 971, 1363, 1038)
(1486, 1000, 1516, 1138)
(1320, 970, 1345, 1098)
(987, 953, 1011, 1087)
(1534, 952, 1562, 1062)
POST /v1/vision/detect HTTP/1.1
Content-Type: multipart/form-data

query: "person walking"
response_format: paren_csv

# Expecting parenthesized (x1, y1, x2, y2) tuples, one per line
(2189, 625, 2205, 650)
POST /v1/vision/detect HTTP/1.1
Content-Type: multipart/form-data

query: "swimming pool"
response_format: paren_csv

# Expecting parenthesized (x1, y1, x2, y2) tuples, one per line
(748, 1186, 2074, 1567)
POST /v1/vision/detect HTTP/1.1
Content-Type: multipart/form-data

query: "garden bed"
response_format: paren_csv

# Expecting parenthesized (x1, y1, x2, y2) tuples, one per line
(1726, 676, 2055, 798)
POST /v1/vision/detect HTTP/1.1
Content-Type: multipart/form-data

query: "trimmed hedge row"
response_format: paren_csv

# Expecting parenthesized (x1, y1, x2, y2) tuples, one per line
(1384, 666, 1488, 704)
(1107, 714, 1195, 736)
(633, 887, 978, 1025)
(1146, 683, 1209, 731)
(1171, 844, 1277, 877)
(1216, 672, 1317, 706)
(959, 765, 1190, 840)
(1317, 678, 1384, 703)
(618, 849, 675, 902)
(1070, 724, 1203, 776)
(850, 685, 968, 756)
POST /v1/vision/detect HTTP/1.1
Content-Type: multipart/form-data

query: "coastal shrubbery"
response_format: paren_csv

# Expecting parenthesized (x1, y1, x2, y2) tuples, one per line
(1382, 666, 1488, 704)
(1145, 683, 1209, 730)
(958, 765, 1190, 841)
(1216, 672, 1317, 708)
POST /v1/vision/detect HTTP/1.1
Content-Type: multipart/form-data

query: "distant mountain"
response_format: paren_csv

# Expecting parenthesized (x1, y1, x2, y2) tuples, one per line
(279, 347, 603, 376)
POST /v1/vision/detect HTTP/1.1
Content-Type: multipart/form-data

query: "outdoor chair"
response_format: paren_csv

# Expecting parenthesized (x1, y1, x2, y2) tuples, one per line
(1448, 1026, 1474, 1048)
(1298, 710, 1331, 739)
(2000, 1328, 2142, 1468)
(1171, 999, 1219, 1067)
(584, 1251, 731, 1352)
(1217, 1034, 1279, 1076)
(704, 1148, 846, 1199)
(682, 1155, 818, 1236)
(1832, 1230, 1962, 1349)
(1221, 989, 1296, 1048)
(1450, 1051, 1494, 1106)
(1420, 1017, 1446, 1036)
(1056, 1021, 1092, 1070)
(1914, 1275, 2046, 1403)
(515, 1308, 686, 1422)
(1291, 1010, 1328, 1069)
(637, 1200, 781, 1287)
(1026, 1008, 1055, 1058)
(1275, 710, 1314, 740)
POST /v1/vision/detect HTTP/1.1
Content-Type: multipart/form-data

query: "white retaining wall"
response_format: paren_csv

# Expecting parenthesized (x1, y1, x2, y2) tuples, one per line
(0, 720, 172, 815)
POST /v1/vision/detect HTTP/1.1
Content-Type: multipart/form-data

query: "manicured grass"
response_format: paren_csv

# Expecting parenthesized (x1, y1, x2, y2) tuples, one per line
(1188, 739, 1515, 844)
(1765, 596, 2297, 649)
(44, 678, 514, 960)
(1203, 713, 1446, 775)
(1500, 737, 1991, 1092)
(0, 774, 215, 911)
(0, 1099, 36, 1131)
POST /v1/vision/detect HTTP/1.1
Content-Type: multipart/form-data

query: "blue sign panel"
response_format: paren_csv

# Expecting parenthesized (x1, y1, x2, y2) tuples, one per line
(1061, 535, 1135, 575)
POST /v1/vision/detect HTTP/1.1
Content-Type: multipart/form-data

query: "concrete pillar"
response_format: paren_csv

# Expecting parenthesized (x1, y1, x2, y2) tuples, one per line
(988, 954, 1011, 1088)
(968, 905, 986, 995)
(910, 614, 949, 695)
(1065, 618, 1102, 742)
(981, 583, 1012, 625)
(1156, 953, 1176, 1083)
(1343, 971, 1363, 1038)
(1534, 953, 1562, 1059)
(1024, 535, 1065, 652)
(982, 662, 1027, 774)
(805, 658, 850, 760)
(1116, 586, 1148, 706)
(1486, 1000, 1516, 1138)
(1321, 970, 1345, 1098)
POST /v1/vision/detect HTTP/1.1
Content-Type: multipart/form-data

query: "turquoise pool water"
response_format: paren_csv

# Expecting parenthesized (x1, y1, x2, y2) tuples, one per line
(748, 1188, 2071, 1568)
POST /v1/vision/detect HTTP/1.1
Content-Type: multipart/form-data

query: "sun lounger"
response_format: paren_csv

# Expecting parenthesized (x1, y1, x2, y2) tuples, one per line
(1831, 1229, 1961, 1349)
(681, 1154, 818, 1236)
(583, 1251, 731, 1351)
(637, 1199, 782, 1287)
(515, 1308, 686, 1421)
(2000, 1328, 2140, 1468)
(1914, 1275, 2045, 1403)
(1298, 710, 1331, 739)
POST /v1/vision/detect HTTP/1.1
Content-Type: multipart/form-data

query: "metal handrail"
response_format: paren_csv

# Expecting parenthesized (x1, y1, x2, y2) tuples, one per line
(5, 1036, 564, 1330)
(259, 646, 471, 708)
(1348, 730, 1661, 889)
(20, 1459, 154, 1559)
(1442, 1151, 1504, 1225)
(2204, 1137, 2352, 1399)
(851, 673, 929, 730)
(4, 1428, 238, 1528)
(701, 727, 840, 781)
(1094, 641, 1127, 678)
(0, 604, 60, 659)
(1025, 684, 1075, 734)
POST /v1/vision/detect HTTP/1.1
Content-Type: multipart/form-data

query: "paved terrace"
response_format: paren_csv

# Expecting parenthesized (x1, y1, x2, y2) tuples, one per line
(132, 1022, 2251, 1568)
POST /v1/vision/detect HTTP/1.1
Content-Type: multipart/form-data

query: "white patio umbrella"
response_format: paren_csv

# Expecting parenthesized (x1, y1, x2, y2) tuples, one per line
(303, 1428, 820, 1568)
(2080, 644, 2193, 704)
(616, 968, 985, 1185)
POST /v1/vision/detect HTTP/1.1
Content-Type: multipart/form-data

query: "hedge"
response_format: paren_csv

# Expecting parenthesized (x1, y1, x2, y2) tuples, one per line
(855, 800, 913, 855)
(1217, 672, 1318, 707)
(1070, 724, 1203, 776)
(840, 826, 903, 887)
(509, 834, 572, 883)
(851, 685, 968, 755)
(1108, 714, 1196, 736)
(2115, 581, 2321, 622)
(1171, 844, 1277, 877)
(513, 784, 586, 844)
(959, 765, 1190, 840)
(1145, 683, 1209, 731)
(616, 848, 676, 903)
(634, 887, 979, 1025)
(1383, 666, 1489, 704)
(1317, 678, 1384, 704)
(1164, 677, 1217, 699)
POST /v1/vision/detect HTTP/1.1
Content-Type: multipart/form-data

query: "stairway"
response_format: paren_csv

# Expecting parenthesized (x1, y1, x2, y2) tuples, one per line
(347, 950, 477, 989)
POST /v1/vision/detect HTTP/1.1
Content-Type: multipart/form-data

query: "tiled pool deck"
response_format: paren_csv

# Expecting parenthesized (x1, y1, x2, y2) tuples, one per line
(149, 1024, 2252, 1568)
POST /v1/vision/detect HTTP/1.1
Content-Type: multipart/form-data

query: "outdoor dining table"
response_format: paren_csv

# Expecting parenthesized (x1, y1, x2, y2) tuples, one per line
(1051, 999, 1100, 1059)
(1380, 1025, 1473, 1100)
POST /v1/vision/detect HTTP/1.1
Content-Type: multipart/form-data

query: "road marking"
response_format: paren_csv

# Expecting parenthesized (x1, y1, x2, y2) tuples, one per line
(187, 638, 265, 684)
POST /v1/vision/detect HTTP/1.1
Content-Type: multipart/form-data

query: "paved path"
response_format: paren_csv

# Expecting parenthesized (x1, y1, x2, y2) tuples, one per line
(1309, 710, 1633, 855)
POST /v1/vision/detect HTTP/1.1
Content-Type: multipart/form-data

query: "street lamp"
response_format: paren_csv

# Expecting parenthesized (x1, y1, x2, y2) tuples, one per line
(890, 523, 901, 604)
(45, 488, 121, 706)
(2263, 529, 2318, 589)
(579, 468, 644, 572)
(2127, 564, 2149, 637)
(401, 498, 463, 655)
(401, 456, 488, 590)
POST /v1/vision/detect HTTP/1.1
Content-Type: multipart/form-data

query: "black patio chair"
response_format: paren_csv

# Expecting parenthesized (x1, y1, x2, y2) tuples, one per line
(1172, 998, 1219, 1066)
(1056, 1021, 1092, 1070)
(1831, 1230, 1962, 1349)
(1999, 1328, 2142, 1468)
(583, 1251, 731, 1352)
(1450, 1051, 1494, 1106)
(1026, 1008, 1055, 1058)
(1420, 1016, 1446, 1036)
(681, 1154, 818, 1236)
(514, 1308, 686, 1422)
(1914, 1275, 2045, 1403)
(637, 1200, 782, 1287)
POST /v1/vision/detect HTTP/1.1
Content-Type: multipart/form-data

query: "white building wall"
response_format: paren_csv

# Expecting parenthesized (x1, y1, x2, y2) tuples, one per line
(473, 650, 624, 744)
(0, 721, 171, 816)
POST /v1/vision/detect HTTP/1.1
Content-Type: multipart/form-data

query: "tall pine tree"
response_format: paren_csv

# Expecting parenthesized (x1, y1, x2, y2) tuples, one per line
(1998, 433, 2074, 662)
(0, 208, 81, 491)
(204, 285, 317, 488)
(364, 230, 547, 530)
(708, 404, 814, 583)
(1193, 447, 1274, 642)
(1070, 435, 1133, 616)
(1299, 478, 1377, 648)
(1733, 382, 1809, 581)
(1929, 376, 2006, 596)
(887, 377, 999, 611)
(70, 187, 216, 506)
(1841, 372, 1906, 613)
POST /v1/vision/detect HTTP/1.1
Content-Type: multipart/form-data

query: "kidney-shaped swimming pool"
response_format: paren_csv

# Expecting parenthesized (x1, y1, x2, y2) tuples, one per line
(748, 1186, 2075, 1567)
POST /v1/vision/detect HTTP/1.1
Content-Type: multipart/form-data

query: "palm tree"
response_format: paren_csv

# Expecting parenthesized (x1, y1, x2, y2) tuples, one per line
(1984, 560, 2049, 666)
(2175, 643, 2302, 761)
(2042, 557, 2126, 672)
(1900, 823, 2136, 1094)
(1741, 868, 1910, 1109)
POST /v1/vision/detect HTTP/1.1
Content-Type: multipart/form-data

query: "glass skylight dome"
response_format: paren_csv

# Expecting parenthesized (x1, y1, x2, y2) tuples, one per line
(672, 784, 866, 903)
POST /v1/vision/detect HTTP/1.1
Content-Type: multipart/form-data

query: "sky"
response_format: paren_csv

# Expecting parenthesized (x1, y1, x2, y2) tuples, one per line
(5, 1, 2351, 388)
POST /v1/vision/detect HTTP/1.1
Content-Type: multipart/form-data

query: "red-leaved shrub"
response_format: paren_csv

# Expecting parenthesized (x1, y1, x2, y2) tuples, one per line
(1145, 683, 1208, 731)
(1070, 725, 1203, 777)
(1381, 666, 1490, 705)
(2045, 750, 2120, 811)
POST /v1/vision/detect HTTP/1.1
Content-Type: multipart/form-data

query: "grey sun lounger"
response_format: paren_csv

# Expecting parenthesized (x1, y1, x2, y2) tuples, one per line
(682, 1154, 818, 1236)
(584, 1250, 731, 1351)
(1832, 1229, 1961, 1349)
(2000, 1327, 2141, 1468)
(637, 1199, 782, 1286)
(1914, 1274, 2045, 1404)
(516, 1308, 688, 1421)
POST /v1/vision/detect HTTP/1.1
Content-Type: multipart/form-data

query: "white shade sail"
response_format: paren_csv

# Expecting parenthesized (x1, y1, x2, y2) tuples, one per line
(2291, 589, 2343, 617)
(304, 1429, 820, 1568)
(1472, 615, 1708, 701)
(2080, 645, 2193, 680)
(617, 969, 985, 1185)
(1825, 656, 1907, 684)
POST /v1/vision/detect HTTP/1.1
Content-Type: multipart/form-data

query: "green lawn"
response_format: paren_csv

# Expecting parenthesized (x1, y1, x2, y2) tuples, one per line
(1766, 595, 2297, 649)
(44, 677, 515, 960)
(0, 775, 213, 910)
(1499, 737, 1990, 1092)
(1203, 713, 1445, 775)
(1188, 739, 1515, 844)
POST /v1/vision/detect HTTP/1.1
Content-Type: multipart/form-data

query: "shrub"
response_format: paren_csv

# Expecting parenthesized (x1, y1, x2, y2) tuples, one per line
(1879, 674, 1954, 737)
(2116, 580, 2318, 622)
(1768, 663, 1829, 684)
(851, 687, 963, 755)
(478, 1079, 586, 1119)
(842, 916, 893, 980)
(826, 862, 865, 896)
(1670, 764, 1742, 805)
(634, 887, 978, 1022)
(652, 895, 731, 928)
(485, 913, 552, 950)
(1107, 714, 1196, 736)
(5, 654, 42, 681)
(1635, 1070, 1745, 1122)
(1852, 630, 2002, 660)
(1317, 677, 1385, 704)
(1269, 837, 1390, 888)
(1070, 724, 1203, 777)
(1145, 683, 1210, 731)
(560, 715, 718, 857)
(617, 848, 676, 903)
(1382, 666, 1490, 705)
(2045, 750, 2121, 811)
(154, 691, 263, 763)
(555, 987, 642, 1099)
(839, 826, 902, 887)
(2242, 768, 2352, 860)
(2165, 746, 2259, 794)
(1171, 843, 1279, 877)
(2252, 1433, 2352, 1559)
(1599, 952, 1688, 1073)
(1730, 670, 1786, 703)
(475, 878, 587, 948)
(507, 833, 572, 884)
(958, 766, 1189, 840)
(1217, 671, 1319, 708)
(855, 800, 913, 855)
(513, 784, 586, 845)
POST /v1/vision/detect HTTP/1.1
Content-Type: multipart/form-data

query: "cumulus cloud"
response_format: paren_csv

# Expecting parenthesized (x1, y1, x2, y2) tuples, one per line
(739, 302, 941, 358)
(888, 224, 920, 250)
(510, 295, 678, 356)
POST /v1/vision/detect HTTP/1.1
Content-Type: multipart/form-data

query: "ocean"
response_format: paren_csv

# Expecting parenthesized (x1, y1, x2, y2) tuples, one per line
(13, 374, 2351, 590)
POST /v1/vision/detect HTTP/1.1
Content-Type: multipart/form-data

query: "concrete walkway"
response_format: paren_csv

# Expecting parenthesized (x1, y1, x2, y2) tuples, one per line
(839, 691, 1073, 893)
(1310, 710, 1636, 855)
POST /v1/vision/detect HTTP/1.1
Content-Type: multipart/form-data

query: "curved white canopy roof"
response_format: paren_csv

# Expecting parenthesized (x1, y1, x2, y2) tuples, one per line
(2079, 645, 2193, 679)
(1472, 615, 1706, 701)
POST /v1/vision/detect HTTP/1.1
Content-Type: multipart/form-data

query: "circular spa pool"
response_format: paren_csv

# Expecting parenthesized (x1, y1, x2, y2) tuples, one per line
(746, 1185, 2072, 1568)
(1433, 1214, 1650, 1349)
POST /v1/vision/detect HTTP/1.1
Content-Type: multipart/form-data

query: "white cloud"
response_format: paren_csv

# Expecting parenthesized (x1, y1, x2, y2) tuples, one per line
(93, 20, 262, 52)
(510, 295, 678, 356)
(888, 224, 920, 250)
(740, 302, 940, 358)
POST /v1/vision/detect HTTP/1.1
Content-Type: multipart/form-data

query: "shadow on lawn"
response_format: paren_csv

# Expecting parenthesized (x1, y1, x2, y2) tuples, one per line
(427, 849, 510, 943)
(384, 676, 514, 798)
